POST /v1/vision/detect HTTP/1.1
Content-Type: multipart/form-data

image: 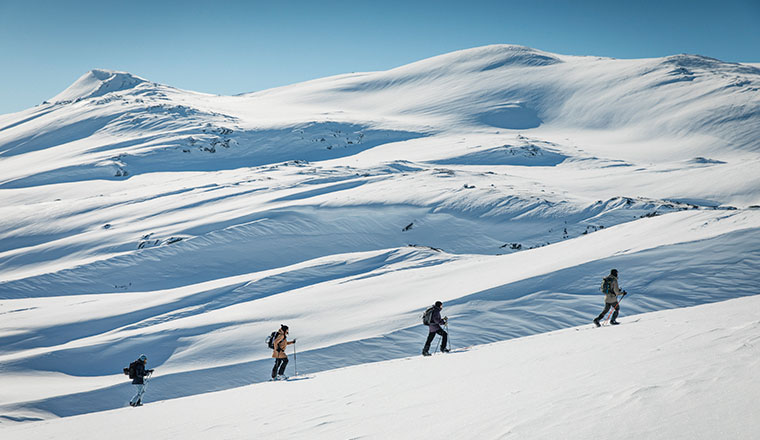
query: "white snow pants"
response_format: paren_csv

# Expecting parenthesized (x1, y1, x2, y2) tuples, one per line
(130, 383, 146, 405)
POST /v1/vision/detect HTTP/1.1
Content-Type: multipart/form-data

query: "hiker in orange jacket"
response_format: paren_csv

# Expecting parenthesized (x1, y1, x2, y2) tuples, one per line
(271, 324, 296, 380)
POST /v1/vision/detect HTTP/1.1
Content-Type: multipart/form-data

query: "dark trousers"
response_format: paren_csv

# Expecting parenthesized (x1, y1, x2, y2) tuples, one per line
(423, 328, 448, 352)
(596, 302, 620, 322)
(272, 357, 289, 378)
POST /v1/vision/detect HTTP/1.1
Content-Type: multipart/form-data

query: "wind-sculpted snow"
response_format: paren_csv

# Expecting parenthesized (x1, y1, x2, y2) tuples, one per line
(475, 103, 542, 129)
(1, 209, 758, 421)
(428, 140, 565, 166)
(0, 163, 713, 297)
(50, 70, 149, 104)
(0, 44, 759, 428)
(660, 54, 760, 76)
(8, 294, 758, 439)
(0, 100, 427, 187)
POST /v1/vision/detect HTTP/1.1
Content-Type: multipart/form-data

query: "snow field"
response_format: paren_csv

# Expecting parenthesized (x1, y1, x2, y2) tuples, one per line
(3, 294, 758, 439)
(1, 207, 758, 422)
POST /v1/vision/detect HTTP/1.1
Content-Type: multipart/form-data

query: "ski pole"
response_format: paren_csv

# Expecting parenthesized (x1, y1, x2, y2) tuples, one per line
(445, 322, 451, 350)
(603, 292, 628, 324)
(293, 340, 298, 376)
(602, 305, 615, 324)
(433, 333, 440, 354)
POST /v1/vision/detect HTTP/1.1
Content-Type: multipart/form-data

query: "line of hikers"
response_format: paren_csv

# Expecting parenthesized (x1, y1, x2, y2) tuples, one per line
(419, 268, 627, 354)
(125, 268, 627, 406)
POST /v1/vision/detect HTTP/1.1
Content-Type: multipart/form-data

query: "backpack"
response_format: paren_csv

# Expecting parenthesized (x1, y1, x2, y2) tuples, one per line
(601, 276, 613, 294)
(266, 331, 279, 350)
(422, 306, 435, 326)
(126, 360, 139, 379)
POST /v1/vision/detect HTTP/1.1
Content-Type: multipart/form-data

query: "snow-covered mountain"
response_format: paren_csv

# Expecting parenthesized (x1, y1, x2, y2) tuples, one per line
(0, 44, 758, 437)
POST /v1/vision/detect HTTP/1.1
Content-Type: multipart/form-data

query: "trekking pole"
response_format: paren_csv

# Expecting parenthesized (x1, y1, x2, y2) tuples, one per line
(445, 322, 451, 350)
(603, 292, 628, 324)
(602, 306, 614, 324)
(433, 333, 440, 354)
(293, 340, 298, 377)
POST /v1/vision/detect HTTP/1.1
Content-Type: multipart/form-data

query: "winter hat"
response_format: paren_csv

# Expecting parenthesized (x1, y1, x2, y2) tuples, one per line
(281, 324, 289, 332)
(610, 269, 618, 276)
(138, 354, 147, 361)
(435, 301, 443, 307)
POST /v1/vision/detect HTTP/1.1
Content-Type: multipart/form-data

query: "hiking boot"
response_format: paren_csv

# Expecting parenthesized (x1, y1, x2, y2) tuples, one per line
(277, 374, 289, 380)
(441, 348, 450, 353)
(422, 351, 431, 357)
(593, 318, 601, 327)
(610, 321, 620, 325)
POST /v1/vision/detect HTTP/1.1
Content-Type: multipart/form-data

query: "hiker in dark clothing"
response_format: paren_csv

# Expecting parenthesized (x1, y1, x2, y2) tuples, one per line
(594, 269, 627, 326)
(129, 354, 154, 407)
(272, 324, 296, 380)
(423, 301, 449, 356)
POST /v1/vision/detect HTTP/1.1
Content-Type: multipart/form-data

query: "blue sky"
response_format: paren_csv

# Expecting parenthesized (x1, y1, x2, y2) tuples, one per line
(1, 0, 758, 115)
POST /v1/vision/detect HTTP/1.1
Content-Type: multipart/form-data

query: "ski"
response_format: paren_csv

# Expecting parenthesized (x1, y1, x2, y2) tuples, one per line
(269, 374, 313, 382)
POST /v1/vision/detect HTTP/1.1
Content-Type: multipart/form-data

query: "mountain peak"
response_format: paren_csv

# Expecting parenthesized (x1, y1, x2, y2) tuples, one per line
(50, 69, 148, 103)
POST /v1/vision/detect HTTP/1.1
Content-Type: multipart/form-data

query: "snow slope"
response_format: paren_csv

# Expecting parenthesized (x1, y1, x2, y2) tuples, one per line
(0, 44, 759, 433)
(4, 295, 759, 439)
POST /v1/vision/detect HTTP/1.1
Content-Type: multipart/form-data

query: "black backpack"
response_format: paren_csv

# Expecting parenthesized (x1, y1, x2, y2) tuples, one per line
(266, 331, 279, 349)
(124, 360, 139, 379)
(422, 306, 435, 325)
(601, 276, 613, 294)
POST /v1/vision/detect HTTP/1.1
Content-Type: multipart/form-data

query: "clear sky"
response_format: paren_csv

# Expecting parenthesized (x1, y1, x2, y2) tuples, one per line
(1, 0, 759, 115)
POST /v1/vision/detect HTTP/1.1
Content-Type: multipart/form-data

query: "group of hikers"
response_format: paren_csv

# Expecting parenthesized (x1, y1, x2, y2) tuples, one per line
(125, 269, 627, 406)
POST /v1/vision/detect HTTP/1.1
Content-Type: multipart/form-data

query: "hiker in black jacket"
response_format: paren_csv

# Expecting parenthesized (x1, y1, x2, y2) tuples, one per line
(129, 354, 154, 407)
(423, 301, 449, 356)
